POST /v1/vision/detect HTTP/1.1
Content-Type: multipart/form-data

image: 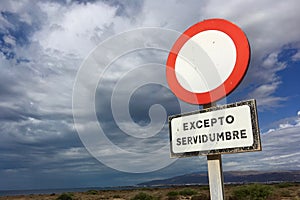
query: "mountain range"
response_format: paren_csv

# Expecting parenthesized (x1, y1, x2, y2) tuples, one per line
(138, 170, 300, 186)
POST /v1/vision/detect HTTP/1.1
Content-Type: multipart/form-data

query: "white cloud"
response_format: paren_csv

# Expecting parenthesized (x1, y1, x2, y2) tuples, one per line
(220, 110, 300, 171)
(3, 35, 16, 46)
(265, 111, 300, 133)
(33, 1, 118, 57)
(58, 147, 90, 160)
(138, 0, 203, 30)
(292, 51, 300, 61)
(248, 82, 287, 110)
(223, 125, 300, 171)
(202, 0, 300, 52)
(279, 123, 294, 129)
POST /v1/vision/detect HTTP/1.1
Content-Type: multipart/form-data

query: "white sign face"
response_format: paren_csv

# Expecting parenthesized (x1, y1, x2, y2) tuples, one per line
(169, 100, 261, 157)
(175, 30, 237, 93)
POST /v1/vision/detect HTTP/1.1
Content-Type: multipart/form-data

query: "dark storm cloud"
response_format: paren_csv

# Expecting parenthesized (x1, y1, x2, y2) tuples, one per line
(92, 47, 186, 154)
(102, 0, 144, 17)
(95, 83, 180, 153)
(0, 69, 24, 98)
(1, 11, 35, 45)
(129, 84, 180, 124)
(0, 1, 88, 189)
(44, 0, 144, 18)
(0, 106, 28, 121)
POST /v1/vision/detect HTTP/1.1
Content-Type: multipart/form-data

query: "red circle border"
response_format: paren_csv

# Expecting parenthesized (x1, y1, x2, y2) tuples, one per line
(166, 19, 250, 105)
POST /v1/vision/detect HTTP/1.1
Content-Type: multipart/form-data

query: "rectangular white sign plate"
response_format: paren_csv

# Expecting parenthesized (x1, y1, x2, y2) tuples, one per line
(169, 99, 261, 158)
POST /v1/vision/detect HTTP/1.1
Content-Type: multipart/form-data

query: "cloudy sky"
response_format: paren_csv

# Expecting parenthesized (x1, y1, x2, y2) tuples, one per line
(0, 0, 300, 190)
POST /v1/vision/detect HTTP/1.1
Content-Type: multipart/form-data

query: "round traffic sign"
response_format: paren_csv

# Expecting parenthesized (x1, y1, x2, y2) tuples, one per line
(166, 19, 250, 104)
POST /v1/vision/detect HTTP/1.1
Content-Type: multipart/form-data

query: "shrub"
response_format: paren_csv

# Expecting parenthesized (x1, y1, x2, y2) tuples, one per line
(140, 187, 153, 191)
(167, 191, 179, 197)
(191, 194, 209, 200)
(280, 189, 292, 197)
(131, 192, 156, 200)
(179, 188, 197, 196)
(86, 189, 98, 195)
(232, 184, 273, 200)
(199, 185, 209, 191)
(56, 193, 73, 200)
(113, 194, 121, 198)
(167, 196, 178, 200)
(275, 182, 294, 188)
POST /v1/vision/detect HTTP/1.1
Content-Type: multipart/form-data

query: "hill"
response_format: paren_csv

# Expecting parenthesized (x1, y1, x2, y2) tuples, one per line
(138, 170, 300, 186)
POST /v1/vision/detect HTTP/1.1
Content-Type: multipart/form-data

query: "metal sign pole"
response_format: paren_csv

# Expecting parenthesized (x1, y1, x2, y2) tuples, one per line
(203, 103, 225, 200)
(207, 154, 224, 200)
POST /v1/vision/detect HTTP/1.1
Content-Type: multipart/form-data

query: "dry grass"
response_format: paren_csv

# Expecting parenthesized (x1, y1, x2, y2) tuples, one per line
(0, 183, 299, 200)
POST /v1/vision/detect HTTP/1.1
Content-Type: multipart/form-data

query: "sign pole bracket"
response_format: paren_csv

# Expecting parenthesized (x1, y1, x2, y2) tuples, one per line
(204, 103, 225, 200)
